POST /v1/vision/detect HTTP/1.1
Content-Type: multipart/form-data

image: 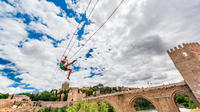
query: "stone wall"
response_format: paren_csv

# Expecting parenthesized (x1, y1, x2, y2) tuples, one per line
(37, 101, 68, 108)
(86, 82, 200, 112)
(12, 95, 30, 101)
(67, 88, 86, 105)
(167, 42, 200, 102)
(0, 99, 14, 108)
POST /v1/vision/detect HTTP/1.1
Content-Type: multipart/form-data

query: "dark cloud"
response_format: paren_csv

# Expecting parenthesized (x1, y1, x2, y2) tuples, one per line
(136, 35, 167, 55)
(123, 35, 167, 58)
(126, 73, 153, 83)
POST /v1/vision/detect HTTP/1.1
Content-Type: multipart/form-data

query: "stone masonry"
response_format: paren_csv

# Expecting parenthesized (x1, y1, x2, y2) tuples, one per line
(62, 81, 69, 90)
(12, 95, 30, 101)
(67, 88, 86, 105)
(0, 99, 14, 109)
(86, 82, 200, 112)
(167, 42, 200, 102)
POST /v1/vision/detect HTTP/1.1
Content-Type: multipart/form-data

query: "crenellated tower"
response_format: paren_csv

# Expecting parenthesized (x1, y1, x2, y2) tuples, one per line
(167, 42, 200, 102)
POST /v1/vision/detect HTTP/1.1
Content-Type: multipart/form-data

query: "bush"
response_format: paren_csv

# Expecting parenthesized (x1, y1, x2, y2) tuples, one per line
(36, 99, 118, 112)
(63, 94, 68, 101)
(175, 95, 196, 109)
(66, 99, 118, 112)
(22, 98, 28, 101)
(0, 93, 9, 99)
(20, 91, 58, 101)
(66, 102, 81, 112)
(134, 98, 155, 111)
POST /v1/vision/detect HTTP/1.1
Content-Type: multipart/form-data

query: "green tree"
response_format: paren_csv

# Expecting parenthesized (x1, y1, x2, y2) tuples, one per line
(56, 90, 58, 98)
(98, 101, 110, 112)
(112, 87, 118, 93)
(59, 94, 62, 101)
(90, 86, 99, 91)
(100, 88, 105, 94)
(134, 98, 155, 111)
(81, 89, 93, 97)
(59, 90, 64, 94)
(36, 99, 118, 112)
(63, 90, 67, 94)
(0, 93, 9, 99)
(175, 95, 196, 109)
(97, 84, 104, 88)
(105, 87, 112, 94)
(67, 99, 118, 112)
(66, 102, 80, 112)
(40, 91, 52, 101)
(63, 94, 68, 101)
(50, 95, 57, 101)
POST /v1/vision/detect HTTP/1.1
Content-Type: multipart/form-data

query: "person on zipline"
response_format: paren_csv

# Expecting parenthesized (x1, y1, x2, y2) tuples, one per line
(60, 56, 76, 80)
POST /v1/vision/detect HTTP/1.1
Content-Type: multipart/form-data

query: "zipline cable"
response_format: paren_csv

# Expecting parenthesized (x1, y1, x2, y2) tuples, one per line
(88, 0, 100, 19)
(69, 0, 125, 60)
(54, 0, 93, 76)
(85, 0, 93, 12)
(66, 0, 100, 57)
(61, 0, 93, 59)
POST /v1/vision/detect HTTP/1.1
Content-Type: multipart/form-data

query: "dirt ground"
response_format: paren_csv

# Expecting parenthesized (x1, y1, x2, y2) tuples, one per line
(0, 108, 11, 112)
(191, 108, 200, 112)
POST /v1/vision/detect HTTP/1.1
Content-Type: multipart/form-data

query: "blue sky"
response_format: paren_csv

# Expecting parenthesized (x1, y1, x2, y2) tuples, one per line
(1, 0, 200, 94)
(0, 0, 104, 93)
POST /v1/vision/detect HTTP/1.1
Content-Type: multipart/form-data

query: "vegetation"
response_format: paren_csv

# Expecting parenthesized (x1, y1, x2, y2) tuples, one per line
(20, 84, 121, 101)
(134, 98, 155, 111)
(36, 99, 118, 112)
(0, 93, 9, 99)
(19, 88, 71, 101)
(81, 84, 121, 97)
(175, 95, 196, 109)
(22, 98, 28, 101)
(133, 95, 197, 111)
(36, 106, 68, 112)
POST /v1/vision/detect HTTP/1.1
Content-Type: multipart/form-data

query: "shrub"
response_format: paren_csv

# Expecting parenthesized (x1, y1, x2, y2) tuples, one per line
(0, 93, 9, 99)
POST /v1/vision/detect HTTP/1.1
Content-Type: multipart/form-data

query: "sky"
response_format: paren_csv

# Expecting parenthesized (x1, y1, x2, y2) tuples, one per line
(0, 0, 200, 94)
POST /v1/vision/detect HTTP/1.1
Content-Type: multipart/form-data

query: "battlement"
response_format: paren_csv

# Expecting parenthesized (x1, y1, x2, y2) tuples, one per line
(167, 42, 200, 57)
(167, 42, 200, 103)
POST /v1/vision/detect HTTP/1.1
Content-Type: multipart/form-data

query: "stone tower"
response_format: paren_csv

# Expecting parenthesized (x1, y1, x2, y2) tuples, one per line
(167, 42, 200, 102)
(62, 81, 69, 90)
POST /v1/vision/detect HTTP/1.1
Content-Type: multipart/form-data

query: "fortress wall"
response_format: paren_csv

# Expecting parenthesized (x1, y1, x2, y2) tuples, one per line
(0, 99, 14, 108)
(37, 101, 68, 108)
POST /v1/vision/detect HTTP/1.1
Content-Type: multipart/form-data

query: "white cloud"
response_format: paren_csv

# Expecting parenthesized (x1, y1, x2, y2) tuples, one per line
(0, 0, 200, 94)
(0, 75, 14, 92)
(0, 18, 27, 46)
(12, 0, 77, 40)
(75, 0, 200, 87)
(0, 1, 16, 16)
(2, 87, 34, 94)
(0, 76, 29, 94)
(0, 0, 78, 92)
